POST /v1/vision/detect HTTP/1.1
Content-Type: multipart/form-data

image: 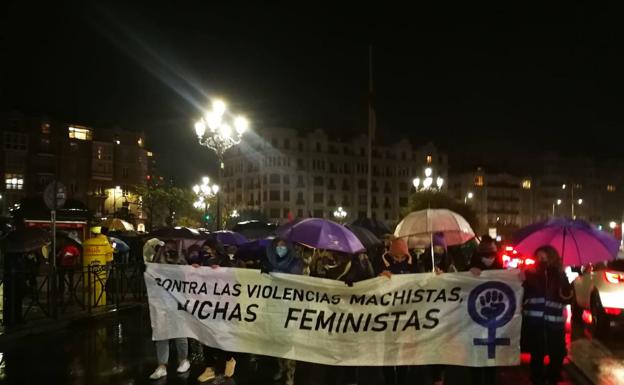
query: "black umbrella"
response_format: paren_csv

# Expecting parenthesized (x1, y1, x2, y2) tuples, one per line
(345, 224, 383, 251)
(231, 220, 277, 240)
(350, 217, 393, 238)
(149, 226, 204, 240)
(5, 227, 51, 253)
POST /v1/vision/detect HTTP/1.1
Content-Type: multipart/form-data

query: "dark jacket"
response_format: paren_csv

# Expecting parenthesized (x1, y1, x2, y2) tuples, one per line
(522, 265, 573, 354)
(469, 253, 503, 270)
(263, 241, 303, 275)
(376, 253, 417, 275)
(199, 251, 232, 268)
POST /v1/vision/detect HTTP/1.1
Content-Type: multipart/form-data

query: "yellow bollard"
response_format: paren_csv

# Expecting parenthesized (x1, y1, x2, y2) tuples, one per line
(83, 233, 113, 306)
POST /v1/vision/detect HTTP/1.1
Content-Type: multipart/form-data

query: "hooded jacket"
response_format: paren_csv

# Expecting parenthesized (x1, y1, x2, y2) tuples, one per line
(264, 240, 303, 275)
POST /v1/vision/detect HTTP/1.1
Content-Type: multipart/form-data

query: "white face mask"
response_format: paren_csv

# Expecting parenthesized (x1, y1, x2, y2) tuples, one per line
(481, 257, 495, 267)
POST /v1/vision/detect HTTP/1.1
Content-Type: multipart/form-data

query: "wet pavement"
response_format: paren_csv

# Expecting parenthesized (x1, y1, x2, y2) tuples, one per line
(0, 306, 582, 385)
(568, 311, 624, 385)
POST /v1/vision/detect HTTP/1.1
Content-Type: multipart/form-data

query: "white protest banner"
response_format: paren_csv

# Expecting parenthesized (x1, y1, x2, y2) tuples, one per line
(145, 263, 523, 367)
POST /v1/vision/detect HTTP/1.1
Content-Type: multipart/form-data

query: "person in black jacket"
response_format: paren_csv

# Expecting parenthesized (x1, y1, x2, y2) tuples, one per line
(522, 245, 572, 385)
(192, 238, 236, 383)
(469, 239, 502, 385)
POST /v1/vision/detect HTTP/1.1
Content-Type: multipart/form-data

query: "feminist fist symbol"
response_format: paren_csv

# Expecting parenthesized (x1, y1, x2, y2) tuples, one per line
(479, 290, 506, 322)
(468, 282, 516, 359)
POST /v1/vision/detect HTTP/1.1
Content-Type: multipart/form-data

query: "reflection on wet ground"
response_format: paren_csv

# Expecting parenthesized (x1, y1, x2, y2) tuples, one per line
(569, 317, 624, 385)
(0, 307, 580, 385)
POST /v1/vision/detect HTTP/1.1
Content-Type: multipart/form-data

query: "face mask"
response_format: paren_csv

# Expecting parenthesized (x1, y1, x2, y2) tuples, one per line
(481, 257, 495, 267)
(276, 246, 288, 258)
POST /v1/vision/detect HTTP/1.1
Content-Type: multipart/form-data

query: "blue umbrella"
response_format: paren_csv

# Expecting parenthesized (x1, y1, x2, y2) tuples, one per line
(109, 236, 130, 253)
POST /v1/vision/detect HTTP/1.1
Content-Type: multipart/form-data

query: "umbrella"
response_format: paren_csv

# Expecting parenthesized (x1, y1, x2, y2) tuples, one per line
(394, 209, 476, 249)
(5, 227, 51, 253)
(512, 218, 619, 266)
(109, 236, 130, 253)
(100, 218, 134, 232)
(345, 224, 383, 251)
(350, 217, 393, 238)
(211, 230, 249, 247)
(149, 226, 204, 240)
(277, 218, 365, 254)
(231, 220, 277, 240)
(234, 238, 273, 263)
(143, 238, 164, 262)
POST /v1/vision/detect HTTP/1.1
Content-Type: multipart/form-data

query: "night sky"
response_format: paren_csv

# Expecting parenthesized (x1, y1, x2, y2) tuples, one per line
(3, 2, 624, 183)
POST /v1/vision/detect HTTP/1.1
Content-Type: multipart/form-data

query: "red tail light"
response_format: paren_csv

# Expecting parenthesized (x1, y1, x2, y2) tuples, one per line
(604, 271, 624, 284)
(604, 307, 623, 316)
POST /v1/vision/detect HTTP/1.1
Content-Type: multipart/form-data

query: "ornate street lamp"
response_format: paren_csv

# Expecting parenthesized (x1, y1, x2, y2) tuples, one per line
(194, 99, 249, 229)
(333, 206, 347, 223)
(413, 167, 444, 192)
(193, 176, 219, 228)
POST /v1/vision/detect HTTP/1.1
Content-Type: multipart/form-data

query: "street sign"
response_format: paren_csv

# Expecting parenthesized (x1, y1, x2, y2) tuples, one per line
(44, 181, 67, 210)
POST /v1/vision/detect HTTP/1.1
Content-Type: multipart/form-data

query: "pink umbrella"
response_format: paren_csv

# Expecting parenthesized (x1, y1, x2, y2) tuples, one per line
(512, 218, 619, 266)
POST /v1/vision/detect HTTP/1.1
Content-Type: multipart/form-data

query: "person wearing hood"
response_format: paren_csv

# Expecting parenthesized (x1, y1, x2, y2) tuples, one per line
(377, 237, 415, 385)
(149, 240, 190, 380)
(470, 239, 502, 271)
(192, 238, 236, 383)
(264, 238, 303, 385)
(419, 232, 456, 274)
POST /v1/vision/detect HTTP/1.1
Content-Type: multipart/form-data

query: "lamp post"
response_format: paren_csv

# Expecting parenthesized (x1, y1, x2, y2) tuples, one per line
(464, 192, 474, 204)
(333, 206, 347, 223)
(562, 183, 583, 219)
(552, 199, 562, 217)
(193, 176, 219, 229)
(194, 99, 249, 230)
(413, 167, 444, 192)
(112, 185, 122, 218)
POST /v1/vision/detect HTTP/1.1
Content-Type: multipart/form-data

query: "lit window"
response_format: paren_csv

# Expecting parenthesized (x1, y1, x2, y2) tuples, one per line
(5, 173, 24, 190)
(607, 184, 616, 192)
(426, 155, 432, 164)
(41, 123, 50, 134)
(522, 179, 532, 189)
(68, 125, 92, 141)
(147, 151, 153, 157)
(115, 139, 120, 145)
(97, 146, 103, 160)
(137, 137, 143, 147)
(474, 175, 484, 187)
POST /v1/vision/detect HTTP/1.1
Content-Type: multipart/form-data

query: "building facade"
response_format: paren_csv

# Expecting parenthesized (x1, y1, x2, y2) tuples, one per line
(450, 156, 624, 239)
(221, 127, 448, 224)
(0, 112, 150, 224)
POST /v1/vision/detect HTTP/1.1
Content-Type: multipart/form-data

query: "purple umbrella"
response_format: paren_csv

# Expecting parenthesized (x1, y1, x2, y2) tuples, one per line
(512, 218, 620, 266)
(212, 230, 249, 246)
(277, 218, 365, 254)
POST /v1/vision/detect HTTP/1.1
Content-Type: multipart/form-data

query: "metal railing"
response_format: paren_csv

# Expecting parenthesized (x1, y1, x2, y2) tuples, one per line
(1, 262, 146, 329)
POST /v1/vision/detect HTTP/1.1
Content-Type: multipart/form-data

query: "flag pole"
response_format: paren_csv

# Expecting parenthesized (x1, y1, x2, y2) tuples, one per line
(366, 45, 375, 220)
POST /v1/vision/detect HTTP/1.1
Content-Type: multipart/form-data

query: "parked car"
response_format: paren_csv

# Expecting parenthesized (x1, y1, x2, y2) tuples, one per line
(572, 259, 624, 332)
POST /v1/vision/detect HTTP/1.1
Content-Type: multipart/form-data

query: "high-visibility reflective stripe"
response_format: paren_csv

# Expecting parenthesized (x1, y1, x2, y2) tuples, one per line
(523, 310, 544, 317)
(545, 315, 565, 323)
(524, 298, 546, 304)
(545, 301, 564, 309)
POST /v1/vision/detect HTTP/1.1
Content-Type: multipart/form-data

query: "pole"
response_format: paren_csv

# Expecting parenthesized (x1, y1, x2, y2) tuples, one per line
(366, 45, 375, 219)
(552, 203, 555, 217)
(571, 185, 575, 219)
(50, 181, 57, 317)
(217, 157, 224, 230)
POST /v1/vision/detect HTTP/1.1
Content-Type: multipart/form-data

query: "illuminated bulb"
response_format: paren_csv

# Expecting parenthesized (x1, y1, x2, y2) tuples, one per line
(212, 100, 226, 116)
(194, 121, 206, 137)
(234, 116, 248, 134)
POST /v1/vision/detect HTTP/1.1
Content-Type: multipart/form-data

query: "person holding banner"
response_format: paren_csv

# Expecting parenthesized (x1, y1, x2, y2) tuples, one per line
(377, 237, 415, 385)
(469, 239, 502, 385)
(193, 238, 237, 383)
(149, 240, 191, 380)
(522, 246, 572, 385)
(263, 237, 304, 385)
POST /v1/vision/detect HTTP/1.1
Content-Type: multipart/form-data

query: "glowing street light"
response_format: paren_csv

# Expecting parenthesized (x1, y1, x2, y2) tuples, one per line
(333, 206, 347, 223)
(552, 199, 562, 217)
(464, 192, 474, 204)
(193, 176, 219, 228)
(609, 221, 617, 230)
(194, 99, 249, 230)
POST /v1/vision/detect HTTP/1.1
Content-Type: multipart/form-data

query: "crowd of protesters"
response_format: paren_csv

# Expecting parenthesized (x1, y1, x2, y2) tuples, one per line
(146, 232, 572, 385)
